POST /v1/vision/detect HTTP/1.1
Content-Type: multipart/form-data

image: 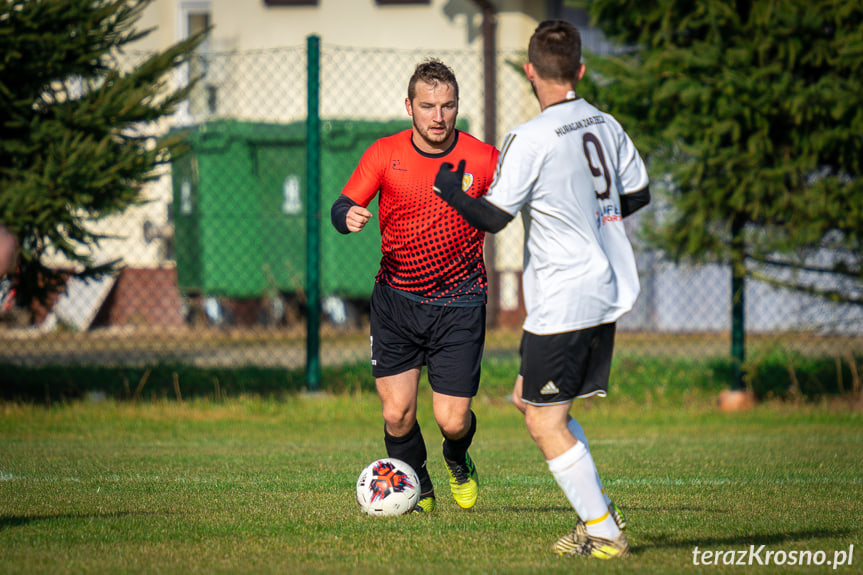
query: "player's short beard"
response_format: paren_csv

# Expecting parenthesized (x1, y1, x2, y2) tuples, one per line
(413, 117, 455, 149)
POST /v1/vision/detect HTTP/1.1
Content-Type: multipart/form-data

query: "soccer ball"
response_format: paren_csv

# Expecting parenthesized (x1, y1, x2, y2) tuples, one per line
(356, 458, 420, 516)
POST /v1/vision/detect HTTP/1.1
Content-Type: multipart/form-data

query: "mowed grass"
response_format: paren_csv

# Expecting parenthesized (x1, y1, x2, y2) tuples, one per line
(1, 386, 861, 574)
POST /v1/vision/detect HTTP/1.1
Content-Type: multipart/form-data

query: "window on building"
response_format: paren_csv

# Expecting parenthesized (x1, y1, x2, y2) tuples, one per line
(184, 4, 212, 116)
(263, 0, 318, 6)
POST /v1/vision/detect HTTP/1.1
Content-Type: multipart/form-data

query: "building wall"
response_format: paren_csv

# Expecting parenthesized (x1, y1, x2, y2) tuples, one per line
(133, 1, 542, 52)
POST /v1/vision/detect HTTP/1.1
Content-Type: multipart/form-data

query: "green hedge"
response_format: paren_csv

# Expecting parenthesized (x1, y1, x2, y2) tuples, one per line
(1, 350, 858, 404)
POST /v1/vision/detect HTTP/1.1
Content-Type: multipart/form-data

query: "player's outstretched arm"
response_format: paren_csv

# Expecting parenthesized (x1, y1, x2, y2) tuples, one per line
(331, 194, 372, 234)
(434, 161, 513, 234)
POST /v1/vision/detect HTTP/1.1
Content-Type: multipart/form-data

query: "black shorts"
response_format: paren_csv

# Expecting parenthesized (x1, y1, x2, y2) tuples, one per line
(519, 323, 616, 406)
(370, 284, 485, 398)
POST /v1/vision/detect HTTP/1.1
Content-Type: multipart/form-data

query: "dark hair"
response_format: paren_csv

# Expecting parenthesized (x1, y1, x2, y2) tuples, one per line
(528, 20, 582, 82)
(407, 58, 459, 102)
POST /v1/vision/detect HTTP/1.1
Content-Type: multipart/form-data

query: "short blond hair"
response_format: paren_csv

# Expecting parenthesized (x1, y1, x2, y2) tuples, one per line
(407, 58, 459, 102)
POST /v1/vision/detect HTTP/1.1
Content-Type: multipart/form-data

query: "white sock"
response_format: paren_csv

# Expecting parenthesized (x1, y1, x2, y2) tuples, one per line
(567, 417, 612, 507)
(547, 441, 620, 540)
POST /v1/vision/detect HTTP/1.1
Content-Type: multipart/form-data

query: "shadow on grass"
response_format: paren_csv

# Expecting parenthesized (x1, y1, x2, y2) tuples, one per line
(0, 510, 162, 531)
(633, 528, 854, 554)
(501, 504, 731, 515)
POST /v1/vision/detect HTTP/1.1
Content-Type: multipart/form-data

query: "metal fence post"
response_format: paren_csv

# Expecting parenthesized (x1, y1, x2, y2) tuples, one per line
(479, 1, 499, 328)
(731, 218, 746, 390)
(306, 34, 321, 391)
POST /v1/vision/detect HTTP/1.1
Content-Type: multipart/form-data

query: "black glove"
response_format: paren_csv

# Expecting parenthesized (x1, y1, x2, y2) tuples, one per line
(433, 159, 466, 203)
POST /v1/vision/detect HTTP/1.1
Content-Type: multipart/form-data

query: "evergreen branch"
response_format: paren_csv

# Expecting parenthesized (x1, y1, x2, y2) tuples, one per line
(747, 253, 861, 279)
(748, 268, 863, 307)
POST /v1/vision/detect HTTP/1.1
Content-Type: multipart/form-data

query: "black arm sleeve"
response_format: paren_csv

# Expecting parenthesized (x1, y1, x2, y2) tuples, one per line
(447, 192, 514, 234)
(620, 186, 650, 218)
(330, 194, 359, 235)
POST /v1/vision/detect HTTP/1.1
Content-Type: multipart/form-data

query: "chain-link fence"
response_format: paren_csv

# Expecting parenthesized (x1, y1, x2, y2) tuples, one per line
(1, 42, 860, 397)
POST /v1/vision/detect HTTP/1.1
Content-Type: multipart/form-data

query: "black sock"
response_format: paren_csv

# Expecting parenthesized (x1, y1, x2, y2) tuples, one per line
(384, 421, 434, 497)
(442, 410, 476, 464)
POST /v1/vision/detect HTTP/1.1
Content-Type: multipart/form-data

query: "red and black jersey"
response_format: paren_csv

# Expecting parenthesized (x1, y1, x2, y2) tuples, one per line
(342, 129, 499, 305)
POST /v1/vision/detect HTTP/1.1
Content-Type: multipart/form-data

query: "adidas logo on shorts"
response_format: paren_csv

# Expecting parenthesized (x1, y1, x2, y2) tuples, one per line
(540, 380, 560, 395)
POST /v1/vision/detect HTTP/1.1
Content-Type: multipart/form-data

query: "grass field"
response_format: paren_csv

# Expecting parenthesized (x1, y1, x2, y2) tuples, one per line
(1, 381, 861, 574)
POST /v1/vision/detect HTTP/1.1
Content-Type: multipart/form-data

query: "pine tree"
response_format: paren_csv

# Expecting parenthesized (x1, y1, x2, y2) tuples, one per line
(579, 0, 862, 305)
(0, 0, 206, 307)
(575, 0, 863, 387)
(574, 0, 862, 389)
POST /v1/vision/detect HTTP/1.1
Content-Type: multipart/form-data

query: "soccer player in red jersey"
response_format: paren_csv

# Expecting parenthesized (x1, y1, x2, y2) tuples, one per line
(331, 60, 499, 513)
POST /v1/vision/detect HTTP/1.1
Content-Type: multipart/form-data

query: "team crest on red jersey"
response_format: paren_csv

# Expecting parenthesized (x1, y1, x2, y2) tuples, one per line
(462, 172, 474, 192)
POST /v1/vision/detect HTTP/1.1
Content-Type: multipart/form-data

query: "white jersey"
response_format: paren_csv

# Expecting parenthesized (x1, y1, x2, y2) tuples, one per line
(485, 97, 649, 334)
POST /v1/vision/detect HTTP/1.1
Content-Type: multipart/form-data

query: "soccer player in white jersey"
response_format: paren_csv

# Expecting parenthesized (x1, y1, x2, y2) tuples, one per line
(433, 20, 650, 560)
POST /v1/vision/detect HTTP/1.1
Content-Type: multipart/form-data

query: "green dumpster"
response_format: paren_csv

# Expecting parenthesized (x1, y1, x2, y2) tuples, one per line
(172, 120, 303, 298)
